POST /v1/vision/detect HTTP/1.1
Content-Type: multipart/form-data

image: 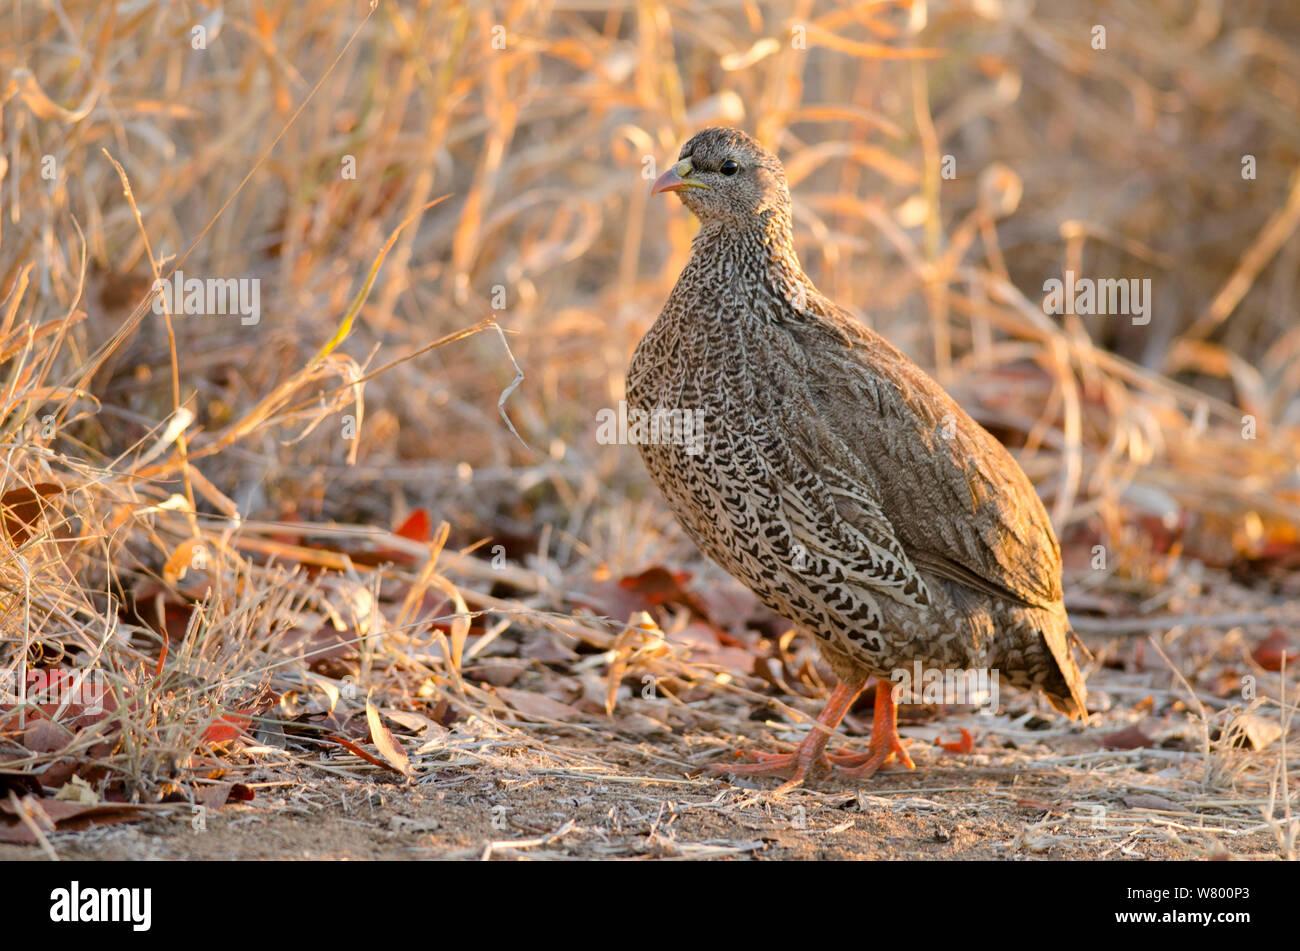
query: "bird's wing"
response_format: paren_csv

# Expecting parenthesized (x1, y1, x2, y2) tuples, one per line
(771, 306, 1064, 612)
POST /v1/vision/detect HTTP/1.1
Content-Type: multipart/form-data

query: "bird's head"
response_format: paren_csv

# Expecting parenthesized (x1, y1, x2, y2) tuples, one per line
(652, 127, 791, 230)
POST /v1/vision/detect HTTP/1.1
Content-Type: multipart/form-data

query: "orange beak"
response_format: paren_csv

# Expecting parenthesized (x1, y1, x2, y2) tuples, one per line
(652, 159, 709, 196)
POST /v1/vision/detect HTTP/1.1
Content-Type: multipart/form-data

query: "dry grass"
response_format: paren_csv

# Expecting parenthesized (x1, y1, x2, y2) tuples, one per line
(1, 0, 1298, 859)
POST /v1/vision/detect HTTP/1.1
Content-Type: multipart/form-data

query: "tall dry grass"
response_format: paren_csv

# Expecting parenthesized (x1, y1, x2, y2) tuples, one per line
(2, 1, 1298, 808)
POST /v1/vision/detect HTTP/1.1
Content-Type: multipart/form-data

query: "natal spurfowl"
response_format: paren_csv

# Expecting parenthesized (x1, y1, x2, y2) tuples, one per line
(627, 128, 1087, 790)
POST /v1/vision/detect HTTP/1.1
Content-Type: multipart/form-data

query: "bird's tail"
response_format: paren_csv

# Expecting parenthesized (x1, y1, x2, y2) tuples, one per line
(1041, 614, 1089, 720)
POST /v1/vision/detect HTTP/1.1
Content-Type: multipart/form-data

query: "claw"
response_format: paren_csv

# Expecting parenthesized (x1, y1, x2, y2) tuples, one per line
(705, 677, 919, 788)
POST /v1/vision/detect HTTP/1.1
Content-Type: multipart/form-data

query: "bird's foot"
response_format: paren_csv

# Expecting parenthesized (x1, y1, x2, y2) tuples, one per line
(834, 682, 916, 779)
(705, 679, 870, 792)
(706, 739, 912, 789)
(705, 740, 831, 792)
(831, 735, 916, 779)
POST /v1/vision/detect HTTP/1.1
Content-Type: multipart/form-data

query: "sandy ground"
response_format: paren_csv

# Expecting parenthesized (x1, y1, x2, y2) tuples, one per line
(2, 706, 1285, 861)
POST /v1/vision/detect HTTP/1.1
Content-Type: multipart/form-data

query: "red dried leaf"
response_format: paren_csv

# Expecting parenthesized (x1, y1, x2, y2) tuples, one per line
(618, 566, 708, 611)
(0, 796, 147, 843)
(203, 707, 256, 745)
(395, 509, 432, 543)
(1102, 724, 1156, 750)
(318, 731, 403, 774)
(934, 727, 974, 754)
(192, 781, 255, 806)
(1015, 798, 1056, 810)
(0, 482, 63, 547)
(577, 566, 720, 635)
(1252, 630, 1294, 672)
(23, 718, 74, 753)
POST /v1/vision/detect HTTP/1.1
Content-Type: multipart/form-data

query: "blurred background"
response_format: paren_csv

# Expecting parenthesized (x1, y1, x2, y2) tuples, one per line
(3, 1, 1299, 815)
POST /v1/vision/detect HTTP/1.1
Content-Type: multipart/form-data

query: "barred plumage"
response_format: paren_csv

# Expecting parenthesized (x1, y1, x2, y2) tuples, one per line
(629, 128, 1086, 788)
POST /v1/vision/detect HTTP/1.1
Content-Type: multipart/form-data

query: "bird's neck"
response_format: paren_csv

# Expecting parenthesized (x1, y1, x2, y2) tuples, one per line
(687, 211, 810, 299)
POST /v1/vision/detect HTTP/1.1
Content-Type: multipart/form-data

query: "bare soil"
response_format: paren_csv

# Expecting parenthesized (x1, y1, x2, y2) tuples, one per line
(2, 707, 1283, 861)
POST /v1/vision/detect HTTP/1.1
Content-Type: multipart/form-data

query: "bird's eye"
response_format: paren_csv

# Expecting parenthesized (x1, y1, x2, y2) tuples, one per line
(720, 159, 739, 176)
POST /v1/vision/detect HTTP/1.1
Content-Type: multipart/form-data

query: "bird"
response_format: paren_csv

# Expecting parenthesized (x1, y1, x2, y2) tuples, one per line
(627, 127, 1087, 790)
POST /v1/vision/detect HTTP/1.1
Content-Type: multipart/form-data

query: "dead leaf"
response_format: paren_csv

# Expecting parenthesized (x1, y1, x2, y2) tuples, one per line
(519, 627, 578, 664)
(0, 482, 63, 547)
(317, 731, 403, 773)
(577, 566, 713, 632)
(203, 706, 258, 746)
(274, 621, 359, 674)
(1015, 798, 1057, 811)
(52, 775, 98, 805)
(466, 658, 528, 687)
(23, 717, 73, 753)
(935, 727, 974, 754)
(162, 537, 208, 583)
(1122, 794, 1182, 812)
(1252, 630, 1294, 672)
(1230, 713, 1283, 751)
(1102, 724, 1156, 750)
(366, 698, 414, 778)
(196, 782, 234, 810)
(616, 713, 671, 735)
(493, 686, 583, 721)
(605, 612, 669, 716)
(395, 509, 432, 543)
(378, 708, 438, 734)
(0, 795, 147, 843)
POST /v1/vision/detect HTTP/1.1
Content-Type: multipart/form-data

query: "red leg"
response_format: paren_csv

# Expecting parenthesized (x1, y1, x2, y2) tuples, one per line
(708, 677, 866, 791)
(835, 679, 916, 778)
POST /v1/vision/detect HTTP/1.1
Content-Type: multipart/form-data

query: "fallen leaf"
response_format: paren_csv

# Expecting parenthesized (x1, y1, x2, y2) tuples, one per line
(519, 627, 578, 664)
(162, 537, 207, 583)
(1102, 724, 1156, 750)
(1015, 798, 1056, 810)
(366, 698, 414, 778)
(0, 796, 147, 843)
(201, 711, 254, 748)
(315, 731, 402, 772)
(52, 776, 98, 805)
(577, 566, 712, 631)
(1252, 630, 1295, 672)
(378, 708, 439, 734)
(1229, 713, 1283, 751)
(273, 621, 359, 674)
(196, 782, 234, 810)
(1122, 794, 1181, 812)
(395, 509, 432, 543)
(23, 718, 73, 753)
(466, 658, 528, 687)
(0, 482, 63, 547)
(934, 727, 974, 754)
(492, 686, 583, 721)
(615, 713, 671, 736)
